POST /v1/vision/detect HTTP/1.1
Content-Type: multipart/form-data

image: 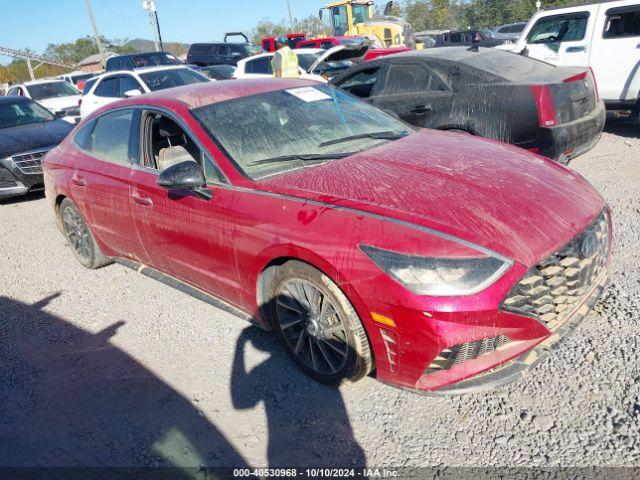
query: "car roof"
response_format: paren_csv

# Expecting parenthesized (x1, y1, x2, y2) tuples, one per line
(98, 65, 193, 77)
(388, 46, 507, 62)
(109, 51, 173, 59)
(0, 95, 33, 104)
(122, 78, 315, 109)
(21, 78, 68, 86)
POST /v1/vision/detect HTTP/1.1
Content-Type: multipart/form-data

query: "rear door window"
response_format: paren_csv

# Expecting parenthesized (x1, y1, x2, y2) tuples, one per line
(245, 57, 272, 74)
(603, 6, 640, 38)
(527, 12, 589, 44)
(382, 63, 446, 95)
(95, 77, 119, 97)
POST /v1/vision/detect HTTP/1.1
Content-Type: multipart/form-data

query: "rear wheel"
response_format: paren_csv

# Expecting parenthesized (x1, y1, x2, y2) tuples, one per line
(60, 198, 111, 269)
(268, 261, 372, 385)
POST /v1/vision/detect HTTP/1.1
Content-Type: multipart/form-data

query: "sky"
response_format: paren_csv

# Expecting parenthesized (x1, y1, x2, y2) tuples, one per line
(0, 0, 323, 64)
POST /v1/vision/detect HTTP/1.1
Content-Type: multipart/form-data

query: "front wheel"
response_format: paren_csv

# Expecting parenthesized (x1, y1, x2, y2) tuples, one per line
(60, 198, 111, 269)
(268, 261, 373, 385)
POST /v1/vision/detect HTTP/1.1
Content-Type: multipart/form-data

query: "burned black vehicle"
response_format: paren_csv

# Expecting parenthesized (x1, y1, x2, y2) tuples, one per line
(0, 96, 73, 200)
(331, 47, 605, 163)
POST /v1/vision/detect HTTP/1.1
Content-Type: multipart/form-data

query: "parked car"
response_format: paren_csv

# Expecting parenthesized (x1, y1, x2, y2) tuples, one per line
(187, 33, 264, 67)
(491, 22, 528, 40)
(5, 80, 81, 124)
(234, 44, 369, 82)
(80, 66, 210, 118)
(105, 51, 182, 71)
(261, 33, 308, 52)
(59, 71, 96, 91)
(433, 29, 508, 48)
(330, 47, 605, 163)
(44, 79, 611, 394)
(506, 0, 640, 114)
(297, 35, 411, 61)
(0, 96, 73, 200)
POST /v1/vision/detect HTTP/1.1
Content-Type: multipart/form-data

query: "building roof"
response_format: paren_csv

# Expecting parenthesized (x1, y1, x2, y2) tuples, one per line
(78, 51, 116, 66)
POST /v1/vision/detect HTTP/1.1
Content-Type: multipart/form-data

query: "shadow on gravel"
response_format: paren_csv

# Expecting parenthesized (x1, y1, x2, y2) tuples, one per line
(604, 116, 639, 138)
(231, 327, 366, 468)
(0, 294, 249, 477)
(0, 190, 45, 206)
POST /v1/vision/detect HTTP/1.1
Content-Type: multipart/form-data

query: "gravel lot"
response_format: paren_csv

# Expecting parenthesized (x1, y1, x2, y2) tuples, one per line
(1, 117, 638, 472)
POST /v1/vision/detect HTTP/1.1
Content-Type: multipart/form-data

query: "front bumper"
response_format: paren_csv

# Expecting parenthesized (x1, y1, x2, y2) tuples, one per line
(0, 153, 46, 200)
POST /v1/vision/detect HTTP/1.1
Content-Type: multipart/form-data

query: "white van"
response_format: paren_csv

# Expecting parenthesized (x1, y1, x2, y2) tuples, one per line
(511, 0, 640, 111)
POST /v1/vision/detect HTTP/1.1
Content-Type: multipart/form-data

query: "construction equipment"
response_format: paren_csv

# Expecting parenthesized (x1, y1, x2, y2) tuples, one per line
(319, 0, 413, 48)
(0, 46, 77, 81)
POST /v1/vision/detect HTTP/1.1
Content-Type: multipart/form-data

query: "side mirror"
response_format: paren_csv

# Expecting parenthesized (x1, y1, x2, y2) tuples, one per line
(124, 89, 142, 98)
(157, 161, 212, 200)
(54, 111, 67, 119)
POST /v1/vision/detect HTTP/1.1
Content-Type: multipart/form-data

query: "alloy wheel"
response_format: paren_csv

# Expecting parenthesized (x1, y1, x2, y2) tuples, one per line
(275, 279, 349, 375)
(62, 206, 93, 264)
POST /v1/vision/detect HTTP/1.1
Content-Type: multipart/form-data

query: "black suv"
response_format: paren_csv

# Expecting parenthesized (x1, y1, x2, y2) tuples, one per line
(105, 51, 182, 71)
(187, 33, 263, 67)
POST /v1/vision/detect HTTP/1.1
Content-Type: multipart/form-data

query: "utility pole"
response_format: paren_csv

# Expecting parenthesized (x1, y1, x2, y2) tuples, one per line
(285, 0, 294, 31)
(143, 0, 164, 51)
(83, 0, 106, 68)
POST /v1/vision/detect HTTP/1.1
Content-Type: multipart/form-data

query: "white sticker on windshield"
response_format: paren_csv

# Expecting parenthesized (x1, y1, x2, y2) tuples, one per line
(285, 87, 331, 103)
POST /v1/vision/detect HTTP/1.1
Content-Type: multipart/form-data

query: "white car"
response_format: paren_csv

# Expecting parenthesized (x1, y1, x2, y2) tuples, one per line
(6, 80, 81, 124)
(80, 65, 211, 118)
(58, 71, 96, 89)
(508, 0, 640, 112)
(234, 44, 368, 82)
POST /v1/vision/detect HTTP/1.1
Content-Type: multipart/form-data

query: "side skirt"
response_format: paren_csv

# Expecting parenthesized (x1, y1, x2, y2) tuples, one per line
(113, 258, 263, 328)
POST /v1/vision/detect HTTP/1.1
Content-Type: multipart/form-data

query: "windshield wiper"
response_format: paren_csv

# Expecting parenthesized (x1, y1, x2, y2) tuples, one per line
(318, 130, 408, 148)
(248, 153, 352, 166)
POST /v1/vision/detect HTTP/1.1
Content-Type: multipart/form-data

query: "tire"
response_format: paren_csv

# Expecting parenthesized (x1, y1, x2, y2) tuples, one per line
(59, 198, 111, 269)
(267, 260, 373, 385)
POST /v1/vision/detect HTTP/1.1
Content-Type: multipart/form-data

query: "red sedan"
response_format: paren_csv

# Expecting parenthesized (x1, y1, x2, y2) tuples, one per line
(44, 79, 611, 394)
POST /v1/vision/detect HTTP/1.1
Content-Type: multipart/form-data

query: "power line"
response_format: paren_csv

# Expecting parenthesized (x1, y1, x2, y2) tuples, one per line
(0, 45, 77, 80)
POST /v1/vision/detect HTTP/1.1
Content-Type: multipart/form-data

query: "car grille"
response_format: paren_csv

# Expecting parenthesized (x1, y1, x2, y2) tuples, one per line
(424, 335, 511, 374)
(501, 209, 610, 330)
(11, 149, 49, 175)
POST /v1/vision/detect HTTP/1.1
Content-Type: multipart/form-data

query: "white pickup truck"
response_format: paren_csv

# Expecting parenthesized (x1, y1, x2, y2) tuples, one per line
(507, 0, 640, 113)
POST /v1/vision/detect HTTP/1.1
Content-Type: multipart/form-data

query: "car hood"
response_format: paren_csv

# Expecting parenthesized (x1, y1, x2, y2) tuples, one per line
(258, 130, 605, 267)
(37, 95, 81, 112)
(308, 44, 369, 73)
(0, 120, 74, 158)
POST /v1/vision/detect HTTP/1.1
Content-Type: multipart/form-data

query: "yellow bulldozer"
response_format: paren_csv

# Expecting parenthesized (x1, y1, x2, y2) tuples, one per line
(320, 0, 414, 48)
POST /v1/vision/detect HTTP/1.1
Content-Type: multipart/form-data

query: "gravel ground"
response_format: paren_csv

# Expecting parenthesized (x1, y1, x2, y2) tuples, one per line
(0, 117, 638, 472)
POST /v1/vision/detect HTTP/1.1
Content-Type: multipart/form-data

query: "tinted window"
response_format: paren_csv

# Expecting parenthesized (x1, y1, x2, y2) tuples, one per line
(449, 33, 462, 43)
(216, 45, 230, 56)
(95, 77, 119, 97)
(83, 109, 136, 164)
(131, 53, 179, 68)
(321, 41, 335, 49)
(190, 45, 212, 54)
(527, 12, 589, 43)
(383, 64, 445, 94)
(138, 68, 209, 91)
(604, 7, 640, 38)
(245, 57, 272, 74)
(120, 75, 142, 95)
(83, 78, 98, 95)
(338, 67, 381, 98)
(299, 43, 317, 49)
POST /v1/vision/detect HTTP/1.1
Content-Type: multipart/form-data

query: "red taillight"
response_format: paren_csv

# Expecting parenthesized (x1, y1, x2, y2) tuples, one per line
(563, 71, 587, 83)
(589, 67, 600, 100)
(530, 85, 557, 127)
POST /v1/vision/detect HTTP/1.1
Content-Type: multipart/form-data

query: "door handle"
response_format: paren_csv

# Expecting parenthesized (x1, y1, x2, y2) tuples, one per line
(566, 45, 587, 53)
(132, 193, 153, 207)
(71, 175, 87, 187)
(411, 105, 433, 114)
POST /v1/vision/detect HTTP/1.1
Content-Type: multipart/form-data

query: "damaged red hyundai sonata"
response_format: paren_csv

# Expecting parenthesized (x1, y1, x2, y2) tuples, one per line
(44, 79, 612, 394)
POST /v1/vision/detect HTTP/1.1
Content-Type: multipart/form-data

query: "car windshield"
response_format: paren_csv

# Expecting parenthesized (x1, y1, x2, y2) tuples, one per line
(139, 68, 209, 91)
(0, 99, 55, 129)
(27, 82, 78, 100)
(192, 84, 411, 179)
(69, 73, 94, 84)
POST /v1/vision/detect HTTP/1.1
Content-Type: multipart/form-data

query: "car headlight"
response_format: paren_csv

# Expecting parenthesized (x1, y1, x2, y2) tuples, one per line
(360, 245, 511, 296)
